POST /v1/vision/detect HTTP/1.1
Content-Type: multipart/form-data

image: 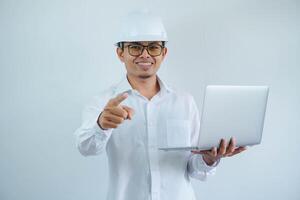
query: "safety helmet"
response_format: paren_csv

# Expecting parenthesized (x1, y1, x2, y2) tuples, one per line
(115, 10, 168, 46)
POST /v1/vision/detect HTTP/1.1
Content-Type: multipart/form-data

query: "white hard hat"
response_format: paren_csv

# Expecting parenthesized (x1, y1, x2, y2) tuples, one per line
(115, 10, 168, 45)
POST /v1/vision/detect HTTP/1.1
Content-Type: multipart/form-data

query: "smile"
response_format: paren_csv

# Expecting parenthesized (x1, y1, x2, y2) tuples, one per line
(135, 62, 153, 66)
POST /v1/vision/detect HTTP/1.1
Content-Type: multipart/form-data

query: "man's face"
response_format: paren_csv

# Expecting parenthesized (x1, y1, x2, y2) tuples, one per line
(117, 41, 168, 79)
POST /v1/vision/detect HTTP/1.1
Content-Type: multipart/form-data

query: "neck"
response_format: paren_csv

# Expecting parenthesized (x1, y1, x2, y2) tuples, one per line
(127, 74, 160, 100)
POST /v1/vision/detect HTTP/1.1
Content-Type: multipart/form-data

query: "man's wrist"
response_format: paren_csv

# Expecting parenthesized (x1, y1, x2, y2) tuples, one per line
(202, 155, 216, 166)
(97, 112, 108, 130)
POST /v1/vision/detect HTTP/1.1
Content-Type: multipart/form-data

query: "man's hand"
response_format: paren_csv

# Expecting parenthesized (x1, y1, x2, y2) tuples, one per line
(98, 93, 135, 129)
(191, 137, 247, 166)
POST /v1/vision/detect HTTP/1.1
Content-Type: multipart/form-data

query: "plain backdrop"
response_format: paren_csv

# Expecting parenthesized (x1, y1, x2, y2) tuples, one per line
(1, 0, 299, 200)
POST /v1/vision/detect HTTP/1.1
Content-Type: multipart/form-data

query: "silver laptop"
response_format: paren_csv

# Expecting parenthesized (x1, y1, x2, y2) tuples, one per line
(159, 85, 269, 151)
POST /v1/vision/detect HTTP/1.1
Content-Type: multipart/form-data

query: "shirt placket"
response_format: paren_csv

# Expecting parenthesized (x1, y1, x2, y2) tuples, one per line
(146, 101, 160, 200)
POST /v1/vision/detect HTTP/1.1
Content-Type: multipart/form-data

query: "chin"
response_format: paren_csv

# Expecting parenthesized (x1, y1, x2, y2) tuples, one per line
(138, 75, 153, 79)
(137, 71, 157, 79)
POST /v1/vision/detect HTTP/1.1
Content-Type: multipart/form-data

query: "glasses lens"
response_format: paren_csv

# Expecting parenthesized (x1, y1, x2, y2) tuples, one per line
(127, 44, 163, 56)
(147, 44, 162, 56)
(128, 45, 143, 56)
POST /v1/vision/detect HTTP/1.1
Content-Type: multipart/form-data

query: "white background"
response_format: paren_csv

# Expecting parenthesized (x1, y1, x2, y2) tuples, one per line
(1, 0, 299, 199)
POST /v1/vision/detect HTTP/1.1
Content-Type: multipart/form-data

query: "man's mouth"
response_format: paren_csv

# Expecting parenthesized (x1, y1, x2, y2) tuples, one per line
(135, 62, 154, 70)
(135, 62, 153, 66)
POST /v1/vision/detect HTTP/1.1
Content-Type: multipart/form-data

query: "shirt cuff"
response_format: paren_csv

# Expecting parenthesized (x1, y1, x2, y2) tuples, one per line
(194, 154, 221, 172)
(93, 121, 113, 140)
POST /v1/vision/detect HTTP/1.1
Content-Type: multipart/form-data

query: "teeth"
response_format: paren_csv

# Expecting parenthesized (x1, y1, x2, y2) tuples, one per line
(137, 62, 152, 66)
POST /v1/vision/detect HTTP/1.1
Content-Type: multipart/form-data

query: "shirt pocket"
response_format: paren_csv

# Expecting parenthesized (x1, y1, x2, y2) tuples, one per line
(166, 119, 191, 147)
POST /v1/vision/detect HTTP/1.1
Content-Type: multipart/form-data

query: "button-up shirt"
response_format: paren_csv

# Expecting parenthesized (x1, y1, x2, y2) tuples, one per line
(74, 76, 218, 200)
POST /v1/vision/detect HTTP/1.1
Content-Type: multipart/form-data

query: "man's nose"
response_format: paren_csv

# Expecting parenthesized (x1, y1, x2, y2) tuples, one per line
(139, 47, 150, 58)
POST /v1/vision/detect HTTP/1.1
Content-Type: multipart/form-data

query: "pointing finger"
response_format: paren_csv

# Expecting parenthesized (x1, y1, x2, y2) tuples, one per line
(107, 93, 129, 107)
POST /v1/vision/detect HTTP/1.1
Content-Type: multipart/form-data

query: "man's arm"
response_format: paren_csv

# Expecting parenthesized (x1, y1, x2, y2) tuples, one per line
(186, 96, 247, 180)
(186, 95, 218, 181)
(187, 153, 220, 181)
(74, 92, 134, 156)
(74, 95, 113, 156)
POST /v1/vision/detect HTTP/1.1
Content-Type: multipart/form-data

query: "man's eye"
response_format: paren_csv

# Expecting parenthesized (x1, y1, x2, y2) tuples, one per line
(148, 45, 160, 50)
(130, 45, 142, 50)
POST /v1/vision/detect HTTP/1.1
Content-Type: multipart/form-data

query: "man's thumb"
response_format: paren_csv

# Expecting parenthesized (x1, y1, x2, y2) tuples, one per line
(122, 105, 135, 120)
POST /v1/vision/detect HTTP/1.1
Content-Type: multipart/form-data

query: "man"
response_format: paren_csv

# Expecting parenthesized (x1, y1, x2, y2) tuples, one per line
(74, 11, 246, 200)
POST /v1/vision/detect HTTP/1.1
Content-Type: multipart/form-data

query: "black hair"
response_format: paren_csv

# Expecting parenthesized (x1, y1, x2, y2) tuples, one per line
(116, 42, 124, 49)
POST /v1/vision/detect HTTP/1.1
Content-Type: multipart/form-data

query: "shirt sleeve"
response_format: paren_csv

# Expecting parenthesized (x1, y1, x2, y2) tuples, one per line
(186, 95, 220, 181)
(187, 154, 220, 181)
(74, 93, 113, 156)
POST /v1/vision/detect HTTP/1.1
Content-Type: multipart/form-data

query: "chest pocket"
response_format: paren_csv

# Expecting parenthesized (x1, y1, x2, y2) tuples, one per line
(166, 119, 191, 147)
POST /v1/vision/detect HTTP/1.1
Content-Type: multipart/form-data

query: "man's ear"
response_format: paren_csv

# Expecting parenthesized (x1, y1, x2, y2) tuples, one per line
(163, 47, 168, 56)
(116, 48, 125, 62)
(161, 47, 168, 59)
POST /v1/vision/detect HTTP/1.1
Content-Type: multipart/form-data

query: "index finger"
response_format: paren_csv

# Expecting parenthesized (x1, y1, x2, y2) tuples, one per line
(107, 93, 129, 107)
(228, 137, 236, 152)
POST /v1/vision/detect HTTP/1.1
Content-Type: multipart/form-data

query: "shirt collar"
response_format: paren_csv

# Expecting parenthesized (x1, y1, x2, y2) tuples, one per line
(113, 76, 134, 95)
(157, 76, 173, 95)
(113, 75, 173, 95)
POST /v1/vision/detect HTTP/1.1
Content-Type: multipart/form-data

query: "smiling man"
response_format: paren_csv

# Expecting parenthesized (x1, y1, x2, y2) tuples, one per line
(74, 11, 246, 200)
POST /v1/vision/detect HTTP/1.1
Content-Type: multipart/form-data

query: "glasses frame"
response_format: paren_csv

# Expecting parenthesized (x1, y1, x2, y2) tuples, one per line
(123, 43, 165, 57)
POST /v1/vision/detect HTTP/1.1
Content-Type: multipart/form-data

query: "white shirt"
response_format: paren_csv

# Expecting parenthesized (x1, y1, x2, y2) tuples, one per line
(74, 76, 219, 200)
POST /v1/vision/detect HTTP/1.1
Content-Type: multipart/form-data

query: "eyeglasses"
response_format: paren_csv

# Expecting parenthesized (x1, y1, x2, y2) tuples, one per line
(124, 43, 164, 57)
